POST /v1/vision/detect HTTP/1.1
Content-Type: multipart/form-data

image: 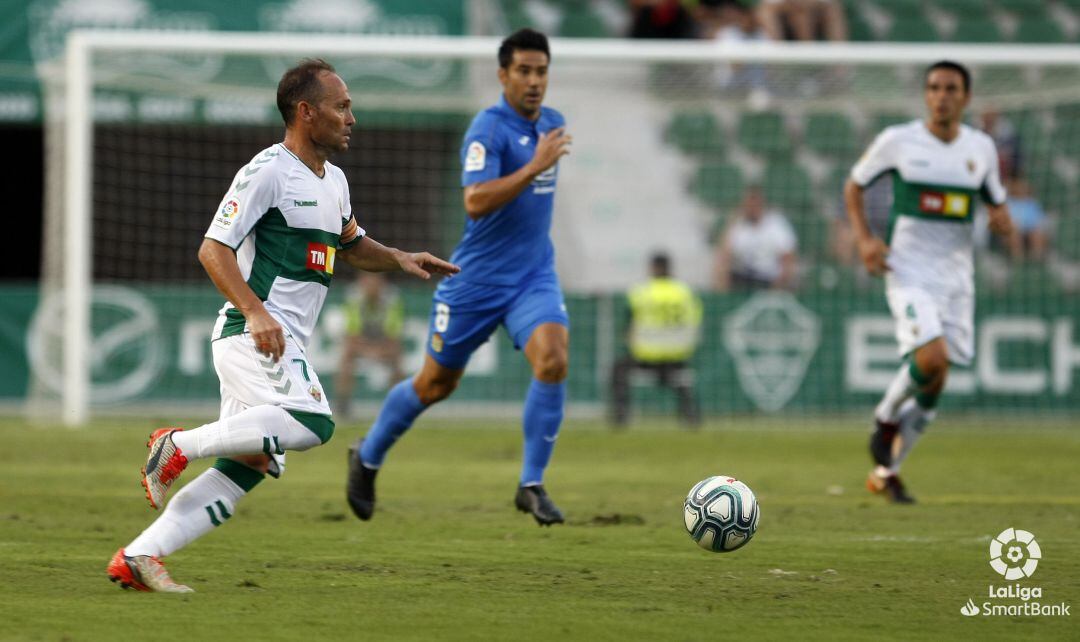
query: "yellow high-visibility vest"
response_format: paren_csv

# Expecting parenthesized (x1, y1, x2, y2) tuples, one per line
(627, 277, 702, 363)
(343, 290, 404, 340)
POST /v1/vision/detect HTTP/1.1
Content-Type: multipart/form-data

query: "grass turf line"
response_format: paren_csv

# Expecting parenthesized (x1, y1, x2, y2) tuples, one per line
(0, 418, 1076, 641)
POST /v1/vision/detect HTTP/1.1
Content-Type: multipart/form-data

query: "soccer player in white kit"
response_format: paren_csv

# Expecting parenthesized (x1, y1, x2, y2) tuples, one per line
(106, 59, 458, 592)
(845, 61, 1014, 503)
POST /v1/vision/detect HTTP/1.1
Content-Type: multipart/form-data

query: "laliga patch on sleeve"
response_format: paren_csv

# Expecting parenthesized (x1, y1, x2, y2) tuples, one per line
(465, 141, 486, 172)
(213, 197, 241, 230)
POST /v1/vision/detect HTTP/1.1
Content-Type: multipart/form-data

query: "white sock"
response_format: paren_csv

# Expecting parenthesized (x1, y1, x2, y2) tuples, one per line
(874, 364, 918, 424)
(125, 468, 248, 558)
(889, 399, 936, 475)
(171, 405, 322, 461)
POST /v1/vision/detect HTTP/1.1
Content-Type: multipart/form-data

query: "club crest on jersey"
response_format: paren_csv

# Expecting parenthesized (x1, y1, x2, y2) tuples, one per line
(213, 198, 240, 229)
(306, 242, 336, 274)
(465, 141, 485, 172)
(431, 333, 444, 353)
(308, 386, 322, 402)
(966, 159, 976, 173)
(919, 191, 969, 217)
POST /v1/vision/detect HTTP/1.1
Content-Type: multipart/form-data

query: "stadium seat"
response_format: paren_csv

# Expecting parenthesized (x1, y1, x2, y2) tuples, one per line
(994, 0, 1048, 16)
(558, 3, 610, 38)
(1056, 210, 1080, 261)
(691, 162, 744, 210)
(853, 66, 905, 98)
(1041, 66, 1080, 90)
(502, 0, 533, 30)
(804, 112, 860, 158)
(886, 16, 942, 42)
(939, 0, 987, 17)
(846, 10, 877, 41)
(979, 65, 1027, 92)
(868, 0, 924, 18)
(1013, 18, 1066, 44)
(763, 161, 814, 211)
(1029, 168, 1072, 215)
(737, 111, 793, 158)
(665, 110, 725, 157)
(1002, 108, 1044, 143)
(950, 18, 1005, 43)
(870, 111, 913, 134)
(1052, 125, 1080, 163)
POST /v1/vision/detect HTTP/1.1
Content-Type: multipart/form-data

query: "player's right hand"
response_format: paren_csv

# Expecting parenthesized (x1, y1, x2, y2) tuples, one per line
(858, 237, 890, 277)
(529, 127, 572, 175)
(247, 308, 285, 362)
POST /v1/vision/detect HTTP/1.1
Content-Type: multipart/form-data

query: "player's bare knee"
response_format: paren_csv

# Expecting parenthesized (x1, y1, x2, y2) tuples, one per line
(533, 351, 568, 383)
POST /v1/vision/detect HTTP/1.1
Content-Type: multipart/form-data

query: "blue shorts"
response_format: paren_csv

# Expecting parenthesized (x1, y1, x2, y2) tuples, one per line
(426, 272, 569, 370)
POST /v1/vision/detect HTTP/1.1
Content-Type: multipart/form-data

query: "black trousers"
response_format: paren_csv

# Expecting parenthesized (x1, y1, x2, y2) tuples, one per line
(610, 358, 700, 427)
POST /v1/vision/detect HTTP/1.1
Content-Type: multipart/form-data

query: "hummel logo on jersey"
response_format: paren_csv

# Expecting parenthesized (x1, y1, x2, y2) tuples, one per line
(519, 136, 530, 145)
(306, 242, 336, 274)
(919, 191, 969, 217)
(294, 200, 318, 207)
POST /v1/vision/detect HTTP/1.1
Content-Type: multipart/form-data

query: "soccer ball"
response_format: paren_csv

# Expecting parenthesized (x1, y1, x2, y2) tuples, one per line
(683, 475, 760, 553)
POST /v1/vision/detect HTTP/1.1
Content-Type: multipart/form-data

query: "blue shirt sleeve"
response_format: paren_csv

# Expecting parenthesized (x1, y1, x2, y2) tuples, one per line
(461, 112, 503, 187)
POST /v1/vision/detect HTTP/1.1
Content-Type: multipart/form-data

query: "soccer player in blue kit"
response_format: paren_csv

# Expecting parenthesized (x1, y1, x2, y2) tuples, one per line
(347, 29, 573, 525)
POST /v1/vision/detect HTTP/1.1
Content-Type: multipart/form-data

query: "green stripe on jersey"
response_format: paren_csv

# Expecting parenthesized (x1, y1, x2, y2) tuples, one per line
(247, 208, 340, 298)
(221, 308, 246, 339)
(892, 178, 980, 223)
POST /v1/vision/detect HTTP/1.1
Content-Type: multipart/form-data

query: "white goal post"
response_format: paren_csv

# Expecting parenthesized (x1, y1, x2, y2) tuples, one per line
(55, 30, 1080, 425)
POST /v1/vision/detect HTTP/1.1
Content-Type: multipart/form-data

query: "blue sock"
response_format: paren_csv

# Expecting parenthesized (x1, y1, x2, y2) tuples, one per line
(520, 379, 566, 486)
(359, 379, 426, 468)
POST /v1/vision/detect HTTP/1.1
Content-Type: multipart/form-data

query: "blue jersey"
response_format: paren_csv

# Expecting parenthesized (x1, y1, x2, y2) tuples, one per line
(447, 95, 566, 287)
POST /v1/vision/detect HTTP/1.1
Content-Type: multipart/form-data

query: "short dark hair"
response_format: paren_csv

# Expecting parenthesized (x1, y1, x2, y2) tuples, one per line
(277, 58, 336, 125)
(650, 252, 670, 276)
(498, 29, 550, 69)
(925, 60, 971, 93)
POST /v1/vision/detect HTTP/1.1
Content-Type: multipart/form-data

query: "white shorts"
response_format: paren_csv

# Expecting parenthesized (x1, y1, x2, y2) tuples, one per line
(212, 333, 332, 477)
(885, 286, 974, 366)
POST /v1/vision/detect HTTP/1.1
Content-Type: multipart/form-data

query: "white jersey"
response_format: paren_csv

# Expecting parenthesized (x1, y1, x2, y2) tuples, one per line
(850, 120, 1006, 295)
(204, 144, 365, 349)
(727, 210, 797, 283)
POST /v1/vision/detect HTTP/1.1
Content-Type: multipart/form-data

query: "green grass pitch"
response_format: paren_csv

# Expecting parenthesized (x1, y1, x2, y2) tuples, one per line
(0, 417, 1077, 640)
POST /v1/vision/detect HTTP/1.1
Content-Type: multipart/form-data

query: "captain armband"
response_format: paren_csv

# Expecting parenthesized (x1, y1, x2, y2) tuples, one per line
(340, 216, 365, 249)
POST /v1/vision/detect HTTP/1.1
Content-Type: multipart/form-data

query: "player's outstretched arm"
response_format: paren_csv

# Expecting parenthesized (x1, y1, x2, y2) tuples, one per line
(464, 127, 571, 219)
(197, 238, 285, 361)
(339, 235, 460, 280)
(986, 203, 1015, 239)
(843, 178, 889, 276)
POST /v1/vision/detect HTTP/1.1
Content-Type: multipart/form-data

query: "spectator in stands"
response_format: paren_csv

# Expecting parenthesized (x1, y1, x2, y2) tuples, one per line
(980, 108, 1021, 180)
(713, 184, 799, 291)
(756, 0, 847, 41)
(628, 0, 698, 38)
(610, 252, 702, 428)
(334, 272, 406, 419)
(1004, 175, 1049, 261)
(701, 0, 770, 95)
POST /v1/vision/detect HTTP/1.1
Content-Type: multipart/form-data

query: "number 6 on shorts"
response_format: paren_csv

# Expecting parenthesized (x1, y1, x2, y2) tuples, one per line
(434, 302, 450, 332)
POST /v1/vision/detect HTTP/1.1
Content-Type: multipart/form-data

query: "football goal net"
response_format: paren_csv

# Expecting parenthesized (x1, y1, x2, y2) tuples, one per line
(39, 31, 1080, 426)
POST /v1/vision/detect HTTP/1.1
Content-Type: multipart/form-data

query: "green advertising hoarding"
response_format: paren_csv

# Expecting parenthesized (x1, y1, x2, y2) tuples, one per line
(0, 0, 467, 123)
(3, 283, 1078, 415)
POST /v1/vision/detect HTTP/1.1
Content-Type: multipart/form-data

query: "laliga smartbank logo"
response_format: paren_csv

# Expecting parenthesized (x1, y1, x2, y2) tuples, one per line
(959, 528, 1071, 618)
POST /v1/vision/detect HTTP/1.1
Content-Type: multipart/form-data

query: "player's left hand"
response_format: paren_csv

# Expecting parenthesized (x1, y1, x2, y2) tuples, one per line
(397, 251, 461, 280)
(987, 205, 1014, 238)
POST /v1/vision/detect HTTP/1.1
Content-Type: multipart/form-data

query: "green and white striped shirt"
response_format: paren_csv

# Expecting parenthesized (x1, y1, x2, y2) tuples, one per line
(205, 144, 364, 349)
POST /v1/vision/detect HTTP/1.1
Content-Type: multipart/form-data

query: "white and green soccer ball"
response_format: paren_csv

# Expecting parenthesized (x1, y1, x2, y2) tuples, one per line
(683, 476, 760, 553)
